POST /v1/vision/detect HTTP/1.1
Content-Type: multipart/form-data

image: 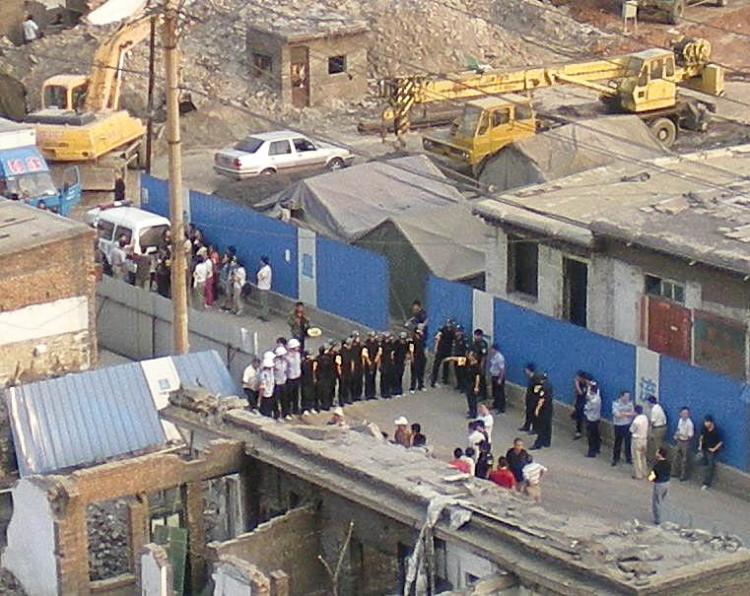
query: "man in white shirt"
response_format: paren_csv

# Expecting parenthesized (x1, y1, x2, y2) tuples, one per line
(630, 404, 650, 479)
(673, 406, 695, 481)
(23, 15, 40, 44)
(242, 357, 261, 410)
(647, 395, 668, 464)
(258, 352, 276, 418)
(522, 461, 547, 503)
(256, 256, 272, 321)
(286, 338, 303, 415)
(231, 257, 246, 315)
(192, 253, 210, 310)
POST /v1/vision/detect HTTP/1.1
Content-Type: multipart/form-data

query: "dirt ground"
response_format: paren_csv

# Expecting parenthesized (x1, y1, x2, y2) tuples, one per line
(553, 0, 750, 72)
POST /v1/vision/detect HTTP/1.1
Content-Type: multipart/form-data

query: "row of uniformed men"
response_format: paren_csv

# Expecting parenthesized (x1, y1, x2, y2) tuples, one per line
(243, 328, 430, 419)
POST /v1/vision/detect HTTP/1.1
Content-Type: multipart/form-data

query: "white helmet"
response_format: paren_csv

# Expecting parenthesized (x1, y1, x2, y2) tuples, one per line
(274, 346, 287, 357)
(287, 338, 301, 350)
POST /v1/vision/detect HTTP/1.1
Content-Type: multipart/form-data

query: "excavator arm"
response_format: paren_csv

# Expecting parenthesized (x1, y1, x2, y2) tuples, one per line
(83, 16, 152, 112)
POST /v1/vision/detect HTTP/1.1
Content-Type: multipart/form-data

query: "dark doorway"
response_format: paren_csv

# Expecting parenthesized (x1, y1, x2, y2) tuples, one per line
(563, 257, 588, 327)
(290, 46, 310, 108)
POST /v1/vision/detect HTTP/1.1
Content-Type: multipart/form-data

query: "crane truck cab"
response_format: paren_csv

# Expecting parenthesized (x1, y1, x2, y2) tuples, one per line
(422, 95, 537, 173)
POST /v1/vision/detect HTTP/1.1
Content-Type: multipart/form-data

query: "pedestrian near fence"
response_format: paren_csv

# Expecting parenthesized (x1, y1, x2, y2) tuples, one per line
(611, 391, 634, 466)
(698, 415, 723, 490)
(584, 381, 602, 457)
(630, 405, 649, 480)
(256, 256, 272, 321)
(672, 407, 694, 481)
(650, 447, 671, 525)
(648, 395, 668, 464)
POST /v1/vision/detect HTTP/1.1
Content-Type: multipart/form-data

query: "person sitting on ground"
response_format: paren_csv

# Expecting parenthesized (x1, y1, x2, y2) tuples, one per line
(327, 406, 347, 428)
(450, 448, 471, 474)
(489, 457, 517, 490)
(393, 416, 412, 448)
(475, 440, 494, 479)
(506, 438, 532, 490)
(522, 460, 548, 503)
(411, 423, 427, 447)
(467, 420, 487, 455)
(461, 447, 477, 476)
(242, 356, 261, 410)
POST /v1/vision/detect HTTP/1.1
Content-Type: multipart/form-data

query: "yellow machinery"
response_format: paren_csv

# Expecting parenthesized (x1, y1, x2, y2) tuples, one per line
(377, 38, 724, 171)
(25, 17, 150, 185)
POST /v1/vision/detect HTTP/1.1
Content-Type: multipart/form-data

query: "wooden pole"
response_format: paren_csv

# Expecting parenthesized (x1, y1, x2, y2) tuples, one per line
(145, 15, 156, 175)
(163, 0, 189, 354)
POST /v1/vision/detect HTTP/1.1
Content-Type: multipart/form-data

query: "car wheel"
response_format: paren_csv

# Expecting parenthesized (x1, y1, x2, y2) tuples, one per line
(327, 157, 345, 171)
(260, 168, 276, 176)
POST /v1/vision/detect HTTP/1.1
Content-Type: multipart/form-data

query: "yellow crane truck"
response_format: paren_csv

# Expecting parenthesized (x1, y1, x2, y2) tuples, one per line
(375, 38, 724, 173)
(24, 17, 150, 190)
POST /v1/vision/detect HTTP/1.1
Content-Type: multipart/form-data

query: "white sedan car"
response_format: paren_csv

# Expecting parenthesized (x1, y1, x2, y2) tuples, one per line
(213, 130, 354, 179)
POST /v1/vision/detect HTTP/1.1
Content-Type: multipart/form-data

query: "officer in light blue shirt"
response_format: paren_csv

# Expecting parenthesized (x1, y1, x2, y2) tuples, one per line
(488, 344, 506, 413)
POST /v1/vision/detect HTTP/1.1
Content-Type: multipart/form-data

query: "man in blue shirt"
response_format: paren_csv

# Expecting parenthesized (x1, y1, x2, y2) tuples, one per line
(611, 391, 635, 466)
(488, 343, 506, 413)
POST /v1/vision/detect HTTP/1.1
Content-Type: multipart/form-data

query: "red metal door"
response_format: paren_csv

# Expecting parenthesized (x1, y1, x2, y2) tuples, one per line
(647, 297, 692, 361)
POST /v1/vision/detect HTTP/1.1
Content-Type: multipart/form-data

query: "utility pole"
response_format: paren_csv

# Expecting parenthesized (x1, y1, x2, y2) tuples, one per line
(145, 15, 156, 175)
(163, 0, 189, 354)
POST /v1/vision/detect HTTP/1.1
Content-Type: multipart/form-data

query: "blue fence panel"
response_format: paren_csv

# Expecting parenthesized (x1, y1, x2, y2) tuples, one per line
(316, 236, 389, 330)
(141, 175, 169, 216)
(660, 356, 750, 470)
(493, 299, 636, 415)
(189, 191, 299, 299)
(426, 276, 473, 339)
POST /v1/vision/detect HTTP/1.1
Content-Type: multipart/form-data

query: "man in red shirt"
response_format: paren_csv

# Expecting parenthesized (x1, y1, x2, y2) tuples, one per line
(450, 448, 472, 474)
(489, 456, 516, 490)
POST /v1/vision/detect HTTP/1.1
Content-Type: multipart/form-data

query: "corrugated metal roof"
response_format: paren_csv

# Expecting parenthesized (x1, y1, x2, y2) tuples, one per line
(5, 350, 238, 477)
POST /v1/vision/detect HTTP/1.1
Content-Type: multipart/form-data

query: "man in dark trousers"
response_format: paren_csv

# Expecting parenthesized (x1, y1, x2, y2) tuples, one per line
(431, 319, 456, 387)
(698, 415, 723, 490)
(650, 447, 671, 525)
(300, 350, 318, 413)
(363, 331, 380, 399)
(380, 332, 396, 398)
(406, 300, 428, 338)
(531, 375, 553, 449)
(114, 172, 126, 202)
(409, 326, 427, 393)
(315, 344, 336, 411)
(452, 326, 468, 392)
(350, 331, 364, 401)
(393, 331, 409, 397)
(471, 328, 489, 398)
(338, 337, 354, 405)
(519, 364, 539, 433)
(465, 351, 482, 419)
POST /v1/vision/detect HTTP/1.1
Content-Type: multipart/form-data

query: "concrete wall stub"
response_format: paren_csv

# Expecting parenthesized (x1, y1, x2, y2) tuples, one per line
(2, 477, 60, 596)
(140, 543, 172, 596)
(445, 543, 499, 591)
(213, 555, 270, 596)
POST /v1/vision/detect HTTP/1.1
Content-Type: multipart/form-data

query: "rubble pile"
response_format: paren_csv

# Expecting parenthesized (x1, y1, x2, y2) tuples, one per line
(86, 501, 131, 581)
(0, 569, 25, 595)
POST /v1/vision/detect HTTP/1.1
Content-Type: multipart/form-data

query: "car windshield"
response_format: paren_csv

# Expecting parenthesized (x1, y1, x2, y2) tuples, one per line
(456, 105, 482, 137)
(233, 137, 264, 153)
(140, 224, 170, 252)
(5, 172, 57, 199)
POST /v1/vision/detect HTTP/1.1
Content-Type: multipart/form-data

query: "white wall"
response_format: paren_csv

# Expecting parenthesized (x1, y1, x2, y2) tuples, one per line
(445, 543, 498, 590)
(141, 544, 171, 596)
(0, 295, 88, 346)
(213, 562, 254, 596)
(612, 259, 642, 345)
(2, 478, 58, 596)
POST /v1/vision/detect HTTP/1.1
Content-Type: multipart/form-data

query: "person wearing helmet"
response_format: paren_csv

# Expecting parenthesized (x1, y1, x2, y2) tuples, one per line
(274, 346, 289, 419)
(431, 319, 456, 387)
(393, 331, 409, 397)
(258, 352, 276, 418)
(350, 331, 364, 401)
(363, 331, 380, 400)
(409, 326, 427, 393)
(286, 339, 302, 415)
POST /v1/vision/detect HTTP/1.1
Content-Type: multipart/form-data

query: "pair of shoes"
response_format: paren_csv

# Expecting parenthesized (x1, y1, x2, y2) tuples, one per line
(626, 460, 633, 465)
(585, 453, 596, 458)
(409, 390, 415, 394)
(573, 432, 582, 440)
(302, 410, 310, 416)
(284, 415, 292, 421)
(701, 484, 709, 491)
(311, 408, 319, 414)
(679, 478, 688, 482)
(518, 426, 529, 432)
(611, 461, 618, 467)
(529, 445, 542, 451)
(420, 387, 427, 392)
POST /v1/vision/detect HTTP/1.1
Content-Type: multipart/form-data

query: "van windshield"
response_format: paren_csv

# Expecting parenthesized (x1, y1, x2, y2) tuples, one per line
(5, 172, 57, 199)
(140, 224, 170, 252)
(234, 138, 264, 153)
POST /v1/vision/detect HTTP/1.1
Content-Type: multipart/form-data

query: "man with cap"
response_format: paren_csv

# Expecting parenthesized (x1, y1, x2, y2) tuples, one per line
(431, 319, 456, 387)
(363, 331, 380, 400)
(315, 343, 336, 411)
(380, 332, 396, 398)
(258, 351, 276, 418)
(409, 326, 427, 393)
(338, 337, 354, 405)
(286, 339, 303, 415)
(274, 346, 290, 419)
(519, 364, 538, 433)
(300, 349, 317, 414)
(452, 326, 468, 392)
(393, 416, 412, 447)
(393, 331, 409, 397)
(471, 329, 490, 398)
(350, 331, 364, 401)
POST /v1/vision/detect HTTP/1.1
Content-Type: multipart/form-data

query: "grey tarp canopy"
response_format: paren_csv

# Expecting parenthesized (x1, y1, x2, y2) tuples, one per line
(356, 204, 490, 320)
(478, 115, 667, 192)
(256, 154, 466, 241)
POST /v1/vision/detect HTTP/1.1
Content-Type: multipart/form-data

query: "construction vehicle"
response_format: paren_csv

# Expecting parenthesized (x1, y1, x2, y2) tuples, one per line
(625, 0, 727, 25)
(373, 38, 724, 172)
(24, 16, 150, 190)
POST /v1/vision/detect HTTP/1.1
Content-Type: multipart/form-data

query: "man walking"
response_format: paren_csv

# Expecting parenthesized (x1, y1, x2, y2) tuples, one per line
(672, 406, 695, 481)
(256, 256, 272, 321)
(488, 343, 506, 413)
(22, 15, 41, 44)
(650, 447, 671, 525)
(531, 376, 553, 450)
(409, 326, 427, 393)
(430, 319, 455, 387)
(647, 395, 668, 464)
(465, 352, 482, 419)
(584, 380, 602, 458)
(630, 404, 649, 480)
(519, 364, 538, 432)
(611, 391, 635, 466)
(698, 415, 723, 490)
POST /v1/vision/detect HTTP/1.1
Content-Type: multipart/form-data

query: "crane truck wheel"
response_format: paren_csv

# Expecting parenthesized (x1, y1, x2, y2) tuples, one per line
(649, 118, 677, 148)
(668, 0, 685, 24)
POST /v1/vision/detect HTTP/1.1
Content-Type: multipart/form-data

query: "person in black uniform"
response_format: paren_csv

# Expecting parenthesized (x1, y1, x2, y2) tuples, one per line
(338, 337, 354, 405)
(393, 331, 409, 397)
(430, 319, 456, 387)
(572, 370, 589, 440)
(300, 350, 318, 413)
(380, 332, 396, 398)
(452, 326, 468, 392)
(316, 344, 336, 411)
(531, 374, 554, 449)
(519, 363, 539, 432)
(409, 325, 427, 393)
(350, 331, 364, 401)
(363, 331, 380, 399)
(465, 351, 482, 419)
(471, 328, 489, 399)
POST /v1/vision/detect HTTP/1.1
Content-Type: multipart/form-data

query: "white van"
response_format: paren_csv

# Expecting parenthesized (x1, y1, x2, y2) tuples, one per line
(88, 206, 170, 266)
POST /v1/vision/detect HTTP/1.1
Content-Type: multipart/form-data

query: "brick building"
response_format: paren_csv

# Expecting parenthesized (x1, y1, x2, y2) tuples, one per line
(0, 200, 96, 385)
(244, 11, 369, 108)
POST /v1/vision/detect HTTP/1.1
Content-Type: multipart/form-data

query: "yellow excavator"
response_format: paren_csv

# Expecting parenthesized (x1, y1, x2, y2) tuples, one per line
(371, 38, 724, 172)
(24, 16, 150, 189)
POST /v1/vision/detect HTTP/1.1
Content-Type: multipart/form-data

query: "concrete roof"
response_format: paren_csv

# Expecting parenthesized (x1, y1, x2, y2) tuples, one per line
(164, 392, 750, 595)
(473, 144, 750, 275)
(243, 7, 368, 43)
(0, 200, 93, 257)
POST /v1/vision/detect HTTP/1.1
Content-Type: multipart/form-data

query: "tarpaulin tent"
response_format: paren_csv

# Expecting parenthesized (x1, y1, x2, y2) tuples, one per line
(478, 115, 667, 192)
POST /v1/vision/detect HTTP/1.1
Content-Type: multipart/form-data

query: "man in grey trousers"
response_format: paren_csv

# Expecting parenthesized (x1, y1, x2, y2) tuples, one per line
(650, 446, 671, 525)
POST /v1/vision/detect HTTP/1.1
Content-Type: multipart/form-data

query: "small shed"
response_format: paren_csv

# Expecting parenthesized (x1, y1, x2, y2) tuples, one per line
(243, 10, 369, 108)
